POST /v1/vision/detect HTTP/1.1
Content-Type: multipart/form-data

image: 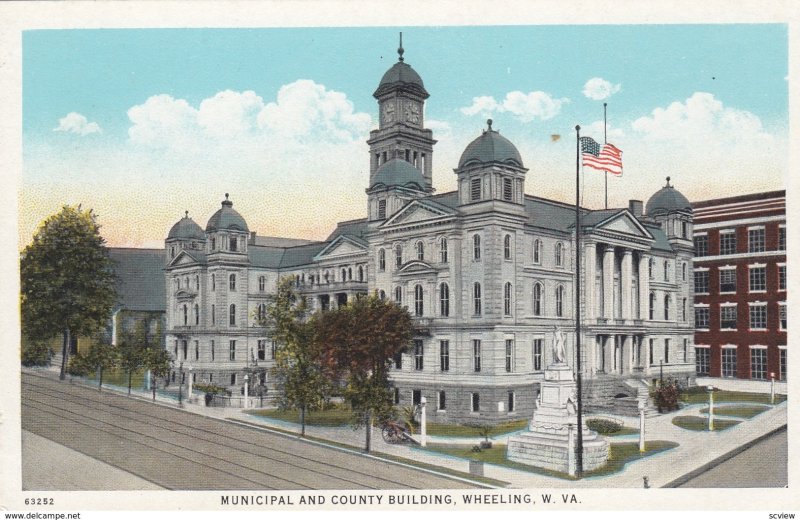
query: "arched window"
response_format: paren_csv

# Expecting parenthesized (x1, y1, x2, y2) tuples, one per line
(211, 274, 216, 291)
(378, 249, 386, 271)
(664, 260, 669, 281)
(348, 267, 353, 280)
(394, 286, 402, 305)
(533, 282, 543, 316)
(211, 304, 215, 324)
(229, 273, 236, 291)
(258, 276, 266, 292)
(440, 283, 450, 317)
(649, 258, 654, 279)
(395, 245, 403, 268)
(341, 268, 347, 281)
(533, 239, 541, 264)
(504, 235, 512, 260)
(324, 271, 330, 283)
(555, 243, 564, 267)
(504, 282, 513, 315)
(473, 282, 482, 315)
(555, 285, 564, 317)
(378, 289, 386, 301)
(649, 292, 655, 320)
(182, 304, 188, 325)
(229, 304, 236, 326)
(416, 241, 424, 261)
(664, 295, 671, 320)
(473, 234, 481, 261)
(681, 298, 687, 321)
(682, 262, 687, 282)
(258, 303, 267, 321)
(358, 266, 364, 282)
(440, 238, 448, 263)
(414, 285, 424, 316)
(194, 304, 200, 325)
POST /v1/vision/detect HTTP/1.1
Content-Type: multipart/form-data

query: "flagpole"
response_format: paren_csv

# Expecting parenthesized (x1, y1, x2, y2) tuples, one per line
(603, 102, 608, 209)
(575, 125, 584, 477)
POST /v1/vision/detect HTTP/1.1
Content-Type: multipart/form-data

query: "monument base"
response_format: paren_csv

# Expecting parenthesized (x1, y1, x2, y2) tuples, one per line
(506, 363, 609, 475)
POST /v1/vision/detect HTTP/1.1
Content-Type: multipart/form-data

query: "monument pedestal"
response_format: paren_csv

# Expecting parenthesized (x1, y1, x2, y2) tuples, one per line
(507, 363, 608, 475)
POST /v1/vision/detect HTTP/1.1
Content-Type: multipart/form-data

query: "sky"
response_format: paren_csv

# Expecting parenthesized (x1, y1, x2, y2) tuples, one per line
(20, 25, 788, 249)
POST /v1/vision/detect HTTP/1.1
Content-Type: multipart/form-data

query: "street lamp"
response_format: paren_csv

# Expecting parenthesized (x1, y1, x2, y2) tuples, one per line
(770, 372, 776, 404)
(244, 374, 250, 409)
(638, 399, 646, 453)
(187, 365, 193, 404)
(707, 385, 714, 431)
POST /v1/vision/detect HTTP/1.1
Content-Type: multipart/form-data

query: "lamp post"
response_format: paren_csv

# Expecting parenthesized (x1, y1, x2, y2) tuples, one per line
(419, 397, 427, 448)
(178, 362, 184, 408)
(187, 365, 193, 404)
(244, 374, 250, 409)
(638, 399, 646, 453)
(770, 372, 776, 404)
(707, 385, 714, 431)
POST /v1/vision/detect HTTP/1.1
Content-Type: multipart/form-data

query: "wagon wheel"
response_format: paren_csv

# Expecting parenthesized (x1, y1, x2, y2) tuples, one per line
(382, 424, 398, 443)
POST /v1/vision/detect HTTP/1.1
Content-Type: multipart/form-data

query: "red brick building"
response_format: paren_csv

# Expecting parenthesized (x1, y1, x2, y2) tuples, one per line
(692, 190, 786, 381)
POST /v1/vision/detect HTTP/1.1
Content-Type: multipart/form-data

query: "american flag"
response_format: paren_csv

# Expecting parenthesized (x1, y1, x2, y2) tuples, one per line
(580, 136, 623, 176)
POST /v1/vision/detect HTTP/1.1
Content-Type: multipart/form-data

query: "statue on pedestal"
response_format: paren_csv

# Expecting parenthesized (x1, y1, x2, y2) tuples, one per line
(553, 325, 567, 365)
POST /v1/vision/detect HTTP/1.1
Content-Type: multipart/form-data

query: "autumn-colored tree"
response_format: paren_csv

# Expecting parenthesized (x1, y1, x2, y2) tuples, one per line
(20, 205, 118, 380)
(315, 293, 412, 452)
(264, 277, 331, 436)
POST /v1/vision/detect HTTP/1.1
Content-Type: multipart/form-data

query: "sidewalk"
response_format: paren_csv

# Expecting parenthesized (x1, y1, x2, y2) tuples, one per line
(26, 366, 788, 489)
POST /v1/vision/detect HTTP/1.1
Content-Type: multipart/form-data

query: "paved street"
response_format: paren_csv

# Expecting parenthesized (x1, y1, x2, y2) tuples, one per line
(21, 372, 481, 490)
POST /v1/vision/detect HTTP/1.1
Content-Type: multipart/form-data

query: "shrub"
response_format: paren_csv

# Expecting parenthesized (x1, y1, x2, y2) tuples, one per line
(21, 341, 53, 367)
(654, 381, 681, 412)
(195, 383, 228, 396)
(586, 418, 622, 434)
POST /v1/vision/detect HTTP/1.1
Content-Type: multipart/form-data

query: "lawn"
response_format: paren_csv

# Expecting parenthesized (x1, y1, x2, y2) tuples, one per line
(84, 367, 148, 390)
(424, 441, 678, 480)
(697, 405, 769, 419)
(246, 406, 353, 427)
(671, 415, 741, 431)
(425, 419, 529, 438)
(680, 388, 786, 405)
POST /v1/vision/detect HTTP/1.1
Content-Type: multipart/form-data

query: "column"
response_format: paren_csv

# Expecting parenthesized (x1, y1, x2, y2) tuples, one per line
(603, 246, 615, 319)
(621, 250, 633, 321)
(621, 335, 631, 374)
(638, 253, 650, 321)
(584, 243, 596, 321)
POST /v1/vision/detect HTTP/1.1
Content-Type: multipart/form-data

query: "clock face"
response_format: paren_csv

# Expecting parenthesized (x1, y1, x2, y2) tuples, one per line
(382, 103, 395, 124)
(404, 101, 420, 125)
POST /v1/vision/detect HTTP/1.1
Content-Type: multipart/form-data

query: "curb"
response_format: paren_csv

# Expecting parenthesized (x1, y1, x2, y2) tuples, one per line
(662, 423, 787, 488)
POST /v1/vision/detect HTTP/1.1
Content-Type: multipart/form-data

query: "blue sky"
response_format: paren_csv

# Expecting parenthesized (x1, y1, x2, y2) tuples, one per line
(21, 25, 788, 247)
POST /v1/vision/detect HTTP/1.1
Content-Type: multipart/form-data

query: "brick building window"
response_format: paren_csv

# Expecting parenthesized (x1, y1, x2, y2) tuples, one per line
(440, 238, 448, 263)
(438, 391, 446, 411)
(722, 347, 737, 377)
(439, 341, 449, 372)
(473, 340, 481, 372)
(780, 349, 787, 381)
(413, 340, 424, 370)
(378, 249, 385, 271)
(749, 304, 767, 330)
(749, 266, 766, 292)
(505, 339, 514, 373)
(504, 282, 513, 316)
(533, 282, 543, 316)
(473, 234, 481, 261)
(414, 284, 424, 317)
(719, 231, 737, 255)
(257, 339, 266, 361)
(555, 285, 564, 317)
(694, 235, 708, 257)
(694, 270, 709, 294)
(778, 226, 786, 251)
(748, 227, 765, 253)
(394, 286, 402, 305)
(229, 340, 236, 361)
(416, 241, 424, 261)
(229, 273, 236, 291)
(508, 392, 516, 413)
(533, 339, 543, 371)
(695, 347, 710, 375)
(473, 282, 482, 316)
(555, 242, 564, 267)
(471, 392, 480, 412)
(504, 235, 512, 260)
(720, 304, 737, 330)
(439, 283, 450, 317)
(695, 307, 710, 329)
(395, 245, 403, 268)
(750, 348, 767, 380)
(778, 303, 787, 331)
(533, 239, 541, 264)
(778, 265, 786, 291)
(719, 268, 736, 293)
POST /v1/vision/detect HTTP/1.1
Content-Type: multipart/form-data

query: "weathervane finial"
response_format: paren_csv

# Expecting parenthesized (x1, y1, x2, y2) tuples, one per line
(666, 176, 671, 187)
(185, 210, 189, 218)
(398, 32, 404, 62)
(487, 119, 493, 131)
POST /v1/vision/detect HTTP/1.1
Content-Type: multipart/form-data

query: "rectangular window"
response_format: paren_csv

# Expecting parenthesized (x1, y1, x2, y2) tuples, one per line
(412, 389, 421, 406)
(439, 340, 450, 372)
(695, 347, 710, 376)
(257, 339, 266, 361)
(471, 178, 481, 201)
(749, 304, 767, 330)
(507, 392, 515, 413)
(393, 352, 402, 370)
(664, 339, 670, 364)
(230, 374, 236, 385)
(195, 340, 199, 360)
(778, 265, 786, 291)
(229, 340, 236, 361)
(695, 307, 710, 329)
(473, 339, 482, 372)
(505, 339, 514, 373)
(471, 392, 480, 412)
(533, 339, 543, 371)
(438, 390, 446, 411)
(694, 235, 708, 257)
(780, 349, 786, 381)
(378, 199, 387, 219)
(750, 348, 767, 380)
(649, 338, 654, 365)
(720, 231, 737, 255)
(694, 271, 709, 294)
(722, 347, 737, 377)
(211, 340, 215, 361)
(748, 227, 765, 253)
(749, 266, 766, 292)
(271, 340, 277, 360)
(414, 340, 424, 371)
(719, 268, 736, 293)
(721, 305, 737, 330)
(503, 177, 513, 201)
(778, 226, 786, 251)
(779, 303, 787, 330)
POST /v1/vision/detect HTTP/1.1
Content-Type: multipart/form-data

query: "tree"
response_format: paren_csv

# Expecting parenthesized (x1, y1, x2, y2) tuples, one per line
(21, 337, 53, 367)
(315, 293, 412, 452)
(144, 346, 173, 402)
(118, 319, 150, 395)
(68, 335, 119, 391)
(20, 205, 117, 380)
(264, 277, 330, 436)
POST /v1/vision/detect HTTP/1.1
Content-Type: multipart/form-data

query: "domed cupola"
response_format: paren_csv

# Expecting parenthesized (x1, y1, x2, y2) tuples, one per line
(455, 120, 528, 207)
(373, 35, 429, 100)
(646, 177, 693, 242)
(370, 158, 427, 191)
(165, 211, 206, 261)
(645, 176, 692, 216)
(458, 119, 524, 169)
(206, 194, 250, 256)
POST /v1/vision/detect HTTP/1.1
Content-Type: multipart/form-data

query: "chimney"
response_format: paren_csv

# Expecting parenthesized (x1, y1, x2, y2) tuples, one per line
(629, 200, 643, 217)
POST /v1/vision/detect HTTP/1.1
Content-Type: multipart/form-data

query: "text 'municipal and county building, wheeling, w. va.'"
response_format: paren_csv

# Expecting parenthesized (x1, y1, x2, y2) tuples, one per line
(93, 41, 786, 424)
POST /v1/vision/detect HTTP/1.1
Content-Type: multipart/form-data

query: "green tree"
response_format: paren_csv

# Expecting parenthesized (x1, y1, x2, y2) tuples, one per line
(118, 319, 149, 395)
(68, 335, 119, 391)
(20, 205, 117, 380)
(315, 293, 412, 452)
(21, 337, 53, 367)
(144, 346, 173, 402)
(263, 277, 331, 436)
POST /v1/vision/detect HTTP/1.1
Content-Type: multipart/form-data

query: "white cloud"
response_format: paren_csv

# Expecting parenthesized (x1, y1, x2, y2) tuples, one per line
(582, 77, 621, 101)
(460, 91, 568, 122)
(197, 90, 264, 138)
(127, 94, 198, 148)
(53, 112, 101, 135)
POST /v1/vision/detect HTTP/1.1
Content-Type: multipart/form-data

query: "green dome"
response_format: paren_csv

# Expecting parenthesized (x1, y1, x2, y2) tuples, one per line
(646, 177, 692, 215)
(458, 120, 523, 168)
(371, 158, 426, 190)
(205, 194, 249, 233)
(168, 213, 205, 240)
